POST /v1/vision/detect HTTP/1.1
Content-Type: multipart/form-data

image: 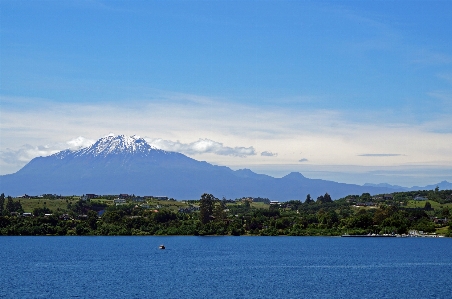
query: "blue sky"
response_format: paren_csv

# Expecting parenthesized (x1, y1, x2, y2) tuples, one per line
(1, 0, 451, 186)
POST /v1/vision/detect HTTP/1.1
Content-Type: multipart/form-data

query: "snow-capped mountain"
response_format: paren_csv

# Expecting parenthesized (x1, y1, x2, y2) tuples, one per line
(14, 134, 202, 176)
(53, 134, 166, 159)
(0, 134, 449, 199)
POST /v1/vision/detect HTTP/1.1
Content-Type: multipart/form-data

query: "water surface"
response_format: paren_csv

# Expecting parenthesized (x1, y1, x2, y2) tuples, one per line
(1, 236, 451, 298)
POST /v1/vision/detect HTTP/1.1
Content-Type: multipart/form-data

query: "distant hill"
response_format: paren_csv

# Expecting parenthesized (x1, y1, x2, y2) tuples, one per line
(406, 181, 452, 191)
(0, 134, 449, 200)
(363, 183, 406, 190)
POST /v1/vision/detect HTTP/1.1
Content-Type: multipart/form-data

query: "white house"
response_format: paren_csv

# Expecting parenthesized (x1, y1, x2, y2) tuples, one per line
(114, 198, 126, 205)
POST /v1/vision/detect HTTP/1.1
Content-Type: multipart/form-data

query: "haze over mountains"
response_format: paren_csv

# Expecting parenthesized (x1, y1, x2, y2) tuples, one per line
(0, 135, 450, 200)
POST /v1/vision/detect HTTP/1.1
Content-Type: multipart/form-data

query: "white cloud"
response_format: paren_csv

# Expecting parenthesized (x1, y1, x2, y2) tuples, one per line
(0, 134, 258, 174)
(1, 93, 452, 187)
(1, 144, 57, 163)
(66, 136, 96, 149)
(146, 138, 256, 157)
(0, 136, 95, 174)
(261, 151, 277, 157)
(0, 144, 60, 174)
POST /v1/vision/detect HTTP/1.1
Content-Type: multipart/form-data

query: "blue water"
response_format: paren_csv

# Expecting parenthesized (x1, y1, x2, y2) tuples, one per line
(1, 236, 451, 299)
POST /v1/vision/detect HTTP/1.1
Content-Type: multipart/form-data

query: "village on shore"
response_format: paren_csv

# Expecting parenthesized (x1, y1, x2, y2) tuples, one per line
(0, 188, 450, 237)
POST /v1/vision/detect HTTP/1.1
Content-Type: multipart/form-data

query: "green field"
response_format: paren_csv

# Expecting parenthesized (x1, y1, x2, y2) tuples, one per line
(153, 200, 189, 211)
(16, 198, 80, 213)
(11, 197, 201, 213)
(405, 200, 452, 210)
(435, 226, 450, 235)
(250, 202, 270, 209)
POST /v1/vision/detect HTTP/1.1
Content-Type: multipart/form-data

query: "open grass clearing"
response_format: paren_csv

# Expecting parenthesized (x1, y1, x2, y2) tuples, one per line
(435, 226, 449, 235)
(13, 198, 78, 213)
(405, 200, 452, 210)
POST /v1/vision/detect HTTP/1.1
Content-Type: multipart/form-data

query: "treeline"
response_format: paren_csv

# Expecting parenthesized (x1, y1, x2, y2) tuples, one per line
(0, 192, 450, 237)
(407, 189, 452, 204)
(0, 194, 24, 215)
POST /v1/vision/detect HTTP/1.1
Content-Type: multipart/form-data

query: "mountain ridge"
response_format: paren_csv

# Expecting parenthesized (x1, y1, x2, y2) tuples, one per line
(0, 135, 449, 200)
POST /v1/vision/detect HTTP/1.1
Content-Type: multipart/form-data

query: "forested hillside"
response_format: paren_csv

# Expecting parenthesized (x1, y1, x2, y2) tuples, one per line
(0, 190, 450, 236)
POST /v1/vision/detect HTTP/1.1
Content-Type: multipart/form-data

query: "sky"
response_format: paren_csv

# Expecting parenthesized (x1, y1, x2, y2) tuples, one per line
(1, 0, 452, 187)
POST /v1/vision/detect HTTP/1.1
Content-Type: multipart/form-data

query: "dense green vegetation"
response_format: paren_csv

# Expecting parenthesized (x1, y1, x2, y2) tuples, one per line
(0, 190, 450, 236)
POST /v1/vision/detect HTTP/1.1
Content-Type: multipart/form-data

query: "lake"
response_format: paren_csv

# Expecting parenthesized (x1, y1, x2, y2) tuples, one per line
(1, 236, 451, 298)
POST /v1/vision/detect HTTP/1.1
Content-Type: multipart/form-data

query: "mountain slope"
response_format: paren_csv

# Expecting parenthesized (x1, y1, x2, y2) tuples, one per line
(0, 135, 448, 200)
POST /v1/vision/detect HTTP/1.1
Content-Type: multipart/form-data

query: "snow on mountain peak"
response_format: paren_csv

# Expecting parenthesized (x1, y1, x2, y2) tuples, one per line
(54, 134, 165, 158)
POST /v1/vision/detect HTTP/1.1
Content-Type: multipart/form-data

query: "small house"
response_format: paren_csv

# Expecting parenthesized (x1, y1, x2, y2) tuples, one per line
(114, 198, 126, 205)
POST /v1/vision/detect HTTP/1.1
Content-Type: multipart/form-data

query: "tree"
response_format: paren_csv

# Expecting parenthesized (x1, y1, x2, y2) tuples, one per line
(213, 200, 227, 221)
(323, 193, 332, 203)
(199, 193, 215, 224)
(360, 193, 371, 202)
(424, 201, 432, 210)
(316, 193, 332, 204)
(243, 200, 251, 209)
(5, 196, 22, 213)
(305, 194, 313, 204)
(87, 210, 98, 230)
(0, 193, 4, 215)
(318, 210, 339, 228)
(316, 195, 324, 203)
(33, 207, 52, 217)
(441, 207, 450, 218)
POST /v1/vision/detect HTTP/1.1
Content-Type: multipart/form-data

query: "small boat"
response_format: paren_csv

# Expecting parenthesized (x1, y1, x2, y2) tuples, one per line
(159, 245, 165, 249)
